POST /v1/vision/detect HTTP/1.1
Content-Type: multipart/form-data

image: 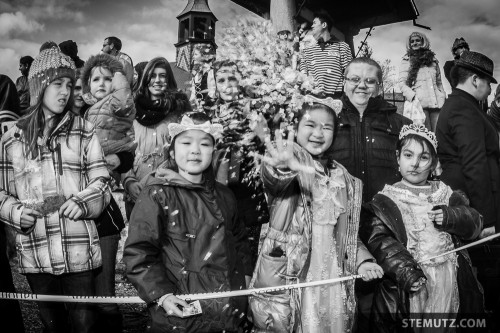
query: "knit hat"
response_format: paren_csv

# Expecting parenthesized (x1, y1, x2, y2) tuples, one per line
(455, 51, 497, 84)
(451, 37, 469, 53)
(28, 46, 76, 106)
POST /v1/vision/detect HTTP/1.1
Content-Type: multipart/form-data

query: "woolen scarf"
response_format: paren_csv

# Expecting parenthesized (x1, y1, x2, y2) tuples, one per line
(135, 94, 172, 126)
(406, 48, 437, 87)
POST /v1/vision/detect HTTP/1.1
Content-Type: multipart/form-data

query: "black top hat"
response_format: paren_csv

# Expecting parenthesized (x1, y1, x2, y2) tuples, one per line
(455, 51, 497, 84)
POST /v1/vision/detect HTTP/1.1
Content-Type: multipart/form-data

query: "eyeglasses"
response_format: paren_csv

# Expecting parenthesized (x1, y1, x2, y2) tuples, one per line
(345, 76, 379, 87)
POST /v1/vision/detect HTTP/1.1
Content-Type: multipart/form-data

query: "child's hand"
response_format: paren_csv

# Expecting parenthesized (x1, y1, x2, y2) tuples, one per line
(256, 129, 314, 174)
(428, 209, 443, 225)
(126, 181, 143, 202)
(59, 199, 83, 220)
(160, 295, 189, 318)
(357, 262, 384, 281)
(479, 226, 495, 239)
(105, 154, 121, 171)
(20, 208, 42, 228)
(410, 277, 426, 292)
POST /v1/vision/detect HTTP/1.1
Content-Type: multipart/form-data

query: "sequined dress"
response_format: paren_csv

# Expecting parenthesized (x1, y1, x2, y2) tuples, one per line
(299, 161, 348, 333)
(381, 180, 459, 323)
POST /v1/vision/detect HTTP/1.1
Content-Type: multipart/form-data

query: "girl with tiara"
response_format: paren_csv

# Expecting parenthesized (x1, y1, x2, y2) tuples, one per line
(360, 124, 485, 332)
(249, 96, 383, 333)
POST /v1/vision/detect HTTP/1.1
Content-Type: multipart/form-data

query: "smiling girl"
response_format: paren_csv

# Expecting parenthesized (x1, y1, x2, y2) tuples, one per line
(360, 124, 485, 332)
(0, 46, 111, 332)
(249, 96, 383, 333)
(124, 112, 252, 333)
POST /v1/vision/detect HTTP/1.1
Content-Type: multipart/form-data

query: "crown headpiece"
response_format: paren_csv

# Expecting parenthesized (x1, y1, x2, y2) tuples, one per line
(304, 95, 342, 115)
(167, 114, 223, 143)
(399, 124, 438, 151)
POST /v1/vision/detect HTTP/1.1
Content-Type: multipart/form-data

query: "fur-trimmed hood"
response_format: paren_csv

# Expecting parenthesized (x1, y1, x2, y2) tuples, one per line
(81, 53, 124, 93)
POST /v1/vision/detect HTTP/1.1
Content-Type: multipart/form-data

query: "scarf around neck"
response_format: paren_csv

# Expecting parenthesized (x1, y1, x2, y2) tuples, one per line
(406, 48, 436, 87)
(135, 94, 172, 126)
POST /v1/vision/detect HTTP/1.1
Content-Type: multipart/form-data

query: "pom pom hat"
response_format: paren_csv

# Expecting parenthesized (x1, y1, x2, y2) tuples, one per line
(28, 46, 76, 106)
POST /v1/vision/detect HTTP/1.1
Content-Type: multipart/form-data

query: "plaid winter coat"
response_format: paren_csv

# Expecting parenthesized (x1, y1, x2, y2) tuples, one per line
(0, 112, 111, 274)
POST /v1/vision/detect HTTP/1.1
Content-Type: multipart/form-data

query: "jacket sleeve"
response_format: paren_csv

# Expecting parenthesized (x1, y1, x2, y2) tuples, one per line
(71, 129, 111, 219)
(231, 207, 253, 276)
(355, 235, 375, 270)
(433, 191, 483, 240)
(124, 186, 175, 304)
(398, 58, 416, 102)
(360, 207, 425, 292)
(0, 133, 28, 234)
(449, 104, 497, 227)
(114, 150, 134, 174)
(109, 72, 135, 118)
(435, 62, 446, 98)
(261, 162, 297, 198)
(299, 49, 309, 75)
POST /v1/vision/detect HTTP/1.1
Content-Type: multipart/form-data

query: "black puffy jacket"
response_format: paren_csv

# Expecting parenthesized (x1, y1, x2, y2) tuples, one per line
(359, 191, 485, 333)
(332, 95, 411, 203)
(124, 165, 252, 333)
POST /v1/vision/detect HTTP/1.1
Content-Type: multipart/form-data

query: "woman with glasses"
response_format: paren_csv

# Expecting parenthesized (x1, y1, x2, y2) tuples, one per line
(398, 32, 446, 131)
(122, 57, 191, 219)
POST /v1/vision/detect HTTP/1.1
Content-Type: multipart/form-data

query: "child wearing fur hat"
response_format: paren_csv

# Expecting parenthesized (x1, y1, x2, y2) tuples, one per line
(124, 112, 252, 333)
(81, 53, 136, 172)
(359, 124, 485, 332)
(0, 46, 111, 332)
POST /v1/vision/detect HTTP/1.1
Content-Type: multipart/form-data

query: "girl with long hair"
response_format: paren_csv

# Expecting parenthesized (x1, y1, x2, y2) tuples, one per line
(0, 45, 111, 332)
(122, 57, 191, 218)
(398, 32, 446, 131)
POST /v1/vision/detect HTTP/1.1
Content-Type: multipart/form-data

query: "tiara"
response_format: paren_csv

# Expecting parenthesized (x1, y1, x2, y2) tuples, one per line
(399, 124, 438, 151)
(168, 114, 223, 142)
(304, 95, 342, 115)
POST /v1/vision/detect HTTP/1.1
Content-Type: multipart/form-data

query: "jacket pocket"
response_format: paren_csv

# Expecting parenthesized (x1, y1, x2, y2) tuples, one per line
(249, 292, 292, 332)
(253, 253, 287, 288)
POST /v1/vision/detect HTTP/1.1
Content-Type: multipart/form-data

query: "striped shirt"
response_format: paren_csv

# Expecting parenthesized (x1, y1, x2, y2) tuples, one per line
(300, 41, 352, 95)
(0, 113, 111, 274)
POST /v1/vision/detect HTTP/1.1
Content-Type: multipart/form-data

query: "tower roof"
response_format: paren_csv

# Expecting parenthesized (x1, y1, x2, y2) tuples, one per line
(177, 0, 216, 18)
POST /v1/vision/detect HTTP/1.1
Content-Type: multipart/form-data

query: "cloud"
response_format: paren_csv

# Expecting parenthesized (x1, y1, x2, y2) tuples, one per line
(0, 11, 43, 37)
(354, 0, 500, 97)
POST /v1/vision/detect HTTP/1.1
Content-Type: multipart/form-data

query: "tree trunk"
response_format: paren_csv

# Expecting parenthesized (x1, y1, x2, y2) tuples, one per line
(270, 0, 296, 33)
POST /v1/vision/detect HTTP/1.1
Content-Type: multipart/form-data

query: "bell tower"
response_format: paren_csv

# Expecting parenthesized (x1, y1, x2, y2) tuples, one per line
(175, 0, 217, 72)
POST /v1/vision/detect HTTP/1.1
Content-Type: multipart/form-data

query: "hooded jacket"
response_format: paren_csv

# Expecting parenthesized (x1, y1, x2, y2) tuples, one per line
(332, 95, 412, 203)
(0, 112, 111, 274)
(360, 189, 484, 332)
(81, 54, 136, 156)
(124, 164, 252, 333)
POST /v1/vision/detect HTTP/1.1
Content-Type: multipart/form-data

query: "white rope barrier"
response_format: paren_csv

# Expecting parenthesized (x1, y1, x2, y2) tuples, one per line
(0, 274, 363, 304)
(418, 233, 500, 263)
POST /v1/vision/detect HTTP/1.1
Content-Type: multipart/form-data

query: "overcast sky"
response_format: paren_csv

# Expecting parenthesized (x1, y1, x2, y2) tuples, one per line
(1, 0, 499, 97)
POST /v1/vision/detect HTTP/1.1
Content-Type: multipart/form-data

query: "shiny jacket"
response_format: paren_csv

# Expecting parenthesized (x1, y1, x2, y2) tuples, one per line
(360, 190, 484, 332)
(84, 72, 136, 156)
(124, 165, 252, 333)
(0, 112, 111, 274)
(332, 95, 411, 202)
(249, 144, 373, 333)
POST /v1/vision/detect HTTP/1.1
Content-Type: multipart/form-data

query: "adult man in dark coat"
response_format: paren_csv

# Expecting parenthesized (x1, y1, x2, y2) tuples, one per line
(436, 50, 499, 318)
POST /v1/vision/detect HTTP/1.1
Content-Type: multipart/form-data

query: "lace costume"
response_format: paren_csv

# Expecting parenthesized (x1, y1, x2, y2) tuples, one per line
(299, 161, 348, 333)
(381, 180, 459, 320)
